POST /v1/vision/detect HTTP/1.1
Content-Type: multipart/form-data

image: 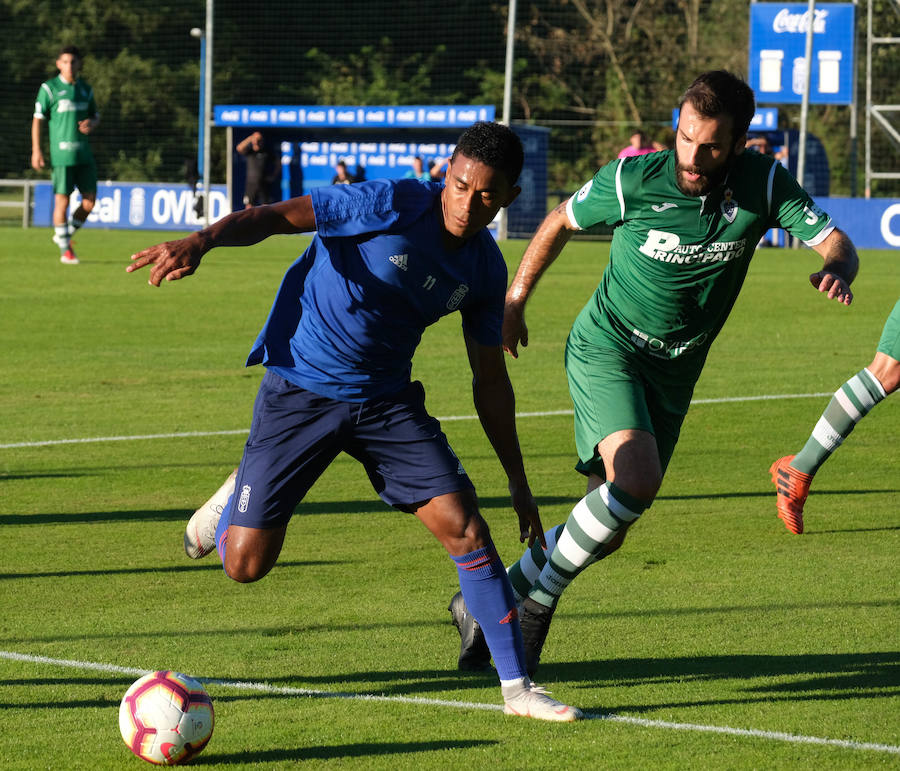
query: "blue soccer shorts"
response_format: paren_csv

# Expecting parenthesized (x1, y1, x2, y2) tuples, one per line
(229, 370, 475, 529)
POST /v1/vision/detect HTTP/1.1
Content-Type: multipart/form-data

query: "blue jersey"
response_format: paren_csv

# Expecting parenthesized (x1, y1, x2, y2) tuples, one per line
(248, 178, 507, 401)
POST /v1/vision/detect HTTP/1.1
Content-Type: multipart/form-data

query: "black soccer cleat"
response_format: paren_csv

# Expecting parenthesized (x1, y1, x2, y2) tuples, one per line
(447, 591, 492, 671)
(519, 597, 556, 678)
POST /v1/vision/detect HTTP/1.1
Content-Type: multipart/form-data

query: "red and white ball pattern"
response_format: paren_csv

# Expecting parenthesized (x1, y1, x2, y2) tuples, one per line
(119, 670, 214, 765)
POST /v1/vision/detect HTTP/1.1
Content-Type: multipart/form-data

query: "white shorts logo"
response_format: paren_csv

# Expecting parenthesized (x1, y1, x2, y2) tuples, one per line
(237, 484, 252, 513)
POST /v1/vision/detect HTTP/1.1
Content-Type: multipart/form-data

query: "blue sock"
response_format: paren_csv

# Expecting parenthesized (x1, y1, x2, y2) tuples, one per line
(215, 493, 233, 568)
(452, 544, 527, 681)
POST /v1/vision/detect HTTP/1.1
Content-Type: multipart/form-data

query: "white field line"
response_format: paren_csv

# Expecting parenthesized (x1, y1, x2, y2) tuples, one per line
(1, 651, 897, 756)
(0, 392, 832, 450)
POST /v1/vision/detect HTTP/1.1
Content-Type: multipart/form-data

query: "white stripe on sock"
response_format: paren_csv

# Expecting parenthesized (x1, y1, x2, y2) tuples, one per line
(517, 548, 541, 587)
(555, 527, 594, 568)
(847, 375, 876, 412)
(834, 388, 862, 422)
(597, 484, 641, 523)
(811, 416, 844, 451)
(573, 497, 618, 543)
(863, 367, 887, 399)
(538, 563, 572, 595)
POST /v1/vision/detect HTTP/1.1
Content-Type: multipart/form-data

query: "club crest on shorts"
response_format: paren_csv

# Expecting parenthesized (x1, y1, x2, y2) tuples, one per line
(237, 484, 251, 513)
(720, 188, 738, 223)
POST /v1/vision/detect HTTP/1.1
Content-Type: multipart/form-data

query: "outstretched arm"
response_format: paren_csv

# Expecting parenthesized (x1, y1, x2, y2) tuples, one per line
(809, 227, 858, 306)
(465, 334, 545, 548)
(127, 195, 316, 286)
(503, 200, 577, 357)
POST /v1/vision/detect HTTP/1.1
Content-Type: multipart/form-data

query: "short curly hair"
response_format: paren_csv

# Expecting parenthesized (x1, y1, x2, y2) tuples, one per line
(452, 122, 524, 186)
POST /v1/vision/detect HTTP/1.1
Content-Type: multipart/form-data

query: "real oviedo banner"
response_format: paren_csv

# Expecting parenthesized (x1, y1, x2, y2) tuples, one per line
(32, 182, 230, 230)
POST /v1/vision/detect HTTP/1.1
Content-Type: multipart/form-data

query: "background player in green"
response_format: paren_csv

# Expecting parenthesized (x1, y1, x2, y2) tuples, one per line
(31, 45, 100, 265)
(770, 298, 900, 534)
(450, 70, 860, 676)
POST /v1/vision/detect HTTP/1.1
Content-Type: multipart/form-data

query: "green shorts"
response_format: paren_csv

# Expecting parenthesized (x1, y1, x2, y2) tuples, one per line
(876, 299, 900, 361)
(52, 162, 97, 197)
(564, 326, 703, 479)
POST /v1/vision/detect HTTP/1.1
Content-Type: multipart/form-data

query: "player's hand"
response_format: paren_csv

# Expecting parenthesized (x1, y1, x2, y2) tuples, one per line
(502, 301, 529, 358)
(31, 150, 45, 171)
(809, 270, 853, 306)
(78, 118, 95, 135)
(510, 480, 546, 549)
(128, 237, 204, 287)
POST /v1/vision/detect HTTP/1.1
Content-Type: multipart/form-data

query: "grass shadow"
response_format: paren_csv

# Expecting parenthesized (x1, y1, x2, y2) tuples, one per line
(194, 740, 497, 764)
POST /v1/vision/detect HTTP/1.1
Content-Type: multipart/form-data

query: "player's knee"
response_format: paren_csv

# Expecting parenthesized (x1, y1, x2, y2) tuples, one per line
(869, 356, 900, 394)
(222, 551, 272, 583)
(614, 475, 660, 505)
(418, 490, 491, 554)
(80, 197, 96, 213)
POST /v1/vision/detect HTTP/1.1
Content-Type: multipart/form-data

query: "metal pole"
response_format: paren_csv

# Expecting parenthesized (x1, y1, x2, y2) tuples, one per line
(502, 0, 516, 126)
(794, 0, 815, 248)
(849, 0, 858, 198)
(198, 36, 206, 178)
(190, 26, 205, 220)
(865, 0, 872, 198)
(203, 0, 213, 228)
(498, 0, 517, 242)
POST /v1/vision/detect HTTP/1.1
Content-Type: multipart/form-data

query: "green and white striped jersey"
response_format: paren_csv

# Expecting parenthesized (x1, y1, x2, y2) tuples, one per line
(567, 150, 832, 362)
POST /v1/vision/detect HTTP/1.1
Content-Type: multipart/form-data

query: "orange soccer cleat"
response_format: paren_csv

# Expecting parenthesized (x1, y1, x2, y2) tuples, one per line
(60, 246, 79, 265)
(769, 455, 813, 534)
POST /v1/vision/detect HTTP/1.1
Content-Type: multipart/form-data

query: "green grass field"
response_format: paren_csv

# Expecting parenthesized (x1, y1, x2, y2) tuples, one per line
(1, 226, 898, 769)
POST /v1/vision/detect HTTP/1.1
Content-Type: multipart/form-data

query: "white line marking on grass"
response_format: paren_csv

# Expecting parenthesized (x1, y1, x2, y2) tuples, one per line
(3, 650, 898, 756)
(0, 392, 832, 449)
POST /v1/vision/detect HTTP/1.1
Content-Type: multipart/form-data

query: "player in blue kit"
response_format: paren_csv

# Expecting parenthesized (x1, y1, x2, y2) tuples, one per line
(127, 122, 582, 722)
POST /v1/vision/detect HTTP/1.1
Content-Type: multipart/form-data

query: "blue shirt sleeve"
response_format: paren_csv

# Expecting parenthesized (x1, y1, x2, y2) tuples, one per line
(459, 233, 507, 347)
(311, 178, 440, 237)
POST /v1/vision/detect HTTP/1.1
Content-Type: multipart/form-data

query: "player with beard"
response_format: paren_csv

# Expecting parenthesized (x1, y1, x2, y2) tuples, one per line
(448, 71, 859, 676)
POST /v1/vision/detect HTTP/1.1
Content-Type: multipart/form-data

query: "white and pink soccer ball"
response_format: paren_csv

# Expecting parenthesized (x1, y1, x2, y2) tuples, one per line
(119, 670, 214, 765)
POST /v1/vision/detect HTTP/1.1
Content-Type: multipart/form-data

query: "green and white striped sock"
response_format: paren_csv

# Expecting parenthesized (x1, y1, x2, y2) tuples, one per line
(53, 224, 70, 252)
(528, 482, 647, 608)
(792, 368, 886, 475)
(507, 524, 565, 603)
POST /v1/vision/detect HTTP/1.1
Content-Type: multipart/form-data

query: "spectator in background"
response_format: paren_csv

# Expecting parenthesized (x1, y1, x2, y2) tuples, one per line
(31, 45, 100, 265)
(236, 131, 275, 208)
(331, 160, 355, 185)
(617, 129, 656, 159)
(404, 155, 448, 182)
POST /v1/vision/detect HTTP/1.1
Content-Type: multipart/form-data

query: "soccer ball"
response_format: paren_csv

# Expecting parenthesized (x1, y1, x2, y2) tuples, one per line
(119, 670, 214, 765)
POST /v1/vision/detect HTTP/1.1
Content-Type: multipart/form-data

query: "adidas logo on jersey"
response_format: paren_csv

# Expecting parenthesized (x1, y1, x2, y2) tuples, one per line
(389, 253, 408, 271)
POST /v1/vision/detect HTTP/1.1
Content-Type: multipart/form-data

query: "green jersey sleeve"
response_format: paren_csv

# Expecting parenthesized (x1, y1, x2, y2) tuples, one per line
(34, 81, 52, 119)
(566, 159, 626, 229)
(769, 161, 833, 245)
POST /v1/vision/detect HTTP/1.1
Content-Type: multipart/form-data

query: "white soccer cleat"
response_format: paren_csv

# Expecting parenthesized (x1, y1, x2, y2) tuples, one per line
(184, 469, 237, 559)
(501, 677, 583, 722)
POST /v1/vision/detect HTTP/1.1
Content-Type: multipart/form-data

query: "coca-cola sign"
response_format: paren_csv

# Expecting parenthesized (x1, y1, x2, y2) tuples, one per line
(749, 3, 854, 105)
(772, 8, 828, 34)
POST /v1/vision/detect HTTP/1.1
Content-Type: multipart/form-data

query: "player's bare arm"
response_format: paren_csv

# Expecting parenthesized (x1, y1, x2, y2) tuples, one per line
(128, 195, 316, 286)
(30, 116, 45, 170)
(810, 227, 858, 306)
(503, 201, 576, 357)
(78, 115, 99, 134)
(464, 334, 546, 548)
